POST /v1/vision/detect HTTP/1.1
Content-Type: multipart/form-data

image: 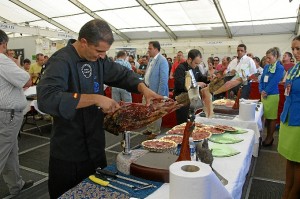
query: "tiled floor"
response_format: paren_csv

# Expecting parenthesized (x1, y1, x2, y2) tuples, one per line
(0, 119, 286, 199)
(243, 129, 286, 199)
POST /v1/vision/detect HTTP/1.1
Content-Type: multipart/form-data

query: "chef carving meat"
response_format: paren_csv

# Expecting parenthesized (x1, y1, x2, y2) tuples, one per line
(37, 19, 161, 199)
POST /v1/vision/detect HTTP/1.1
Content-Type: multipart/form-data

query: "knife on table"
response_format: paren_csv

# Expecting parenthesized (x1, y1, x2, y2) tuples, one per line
(89, 175, 129, 195)
(96, 168, 156, 188)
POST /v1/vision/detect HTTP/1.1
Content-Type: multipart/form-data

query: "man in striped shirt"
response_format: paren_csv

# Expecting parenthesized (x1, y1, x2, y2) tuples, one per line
(0, 29, 33, 196)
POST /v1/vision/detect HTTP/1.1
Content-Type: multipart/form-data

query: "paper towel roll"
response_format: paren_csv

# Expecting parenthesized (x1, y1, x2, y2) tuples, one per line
(169, 161, 212, 199)
(239, 102, 256, 121)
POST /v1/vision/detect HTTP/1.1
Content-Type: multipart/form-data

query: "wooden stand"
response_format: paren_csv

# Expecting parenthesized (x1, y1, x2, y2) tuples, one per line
(176, 121, 193, 162)
(232, 86, 242, 110)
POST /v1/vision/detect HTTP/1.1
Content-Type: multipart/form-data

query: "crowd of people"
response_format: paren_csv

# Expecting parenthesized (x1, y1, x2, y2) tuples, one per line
(0, 18, 299, 198)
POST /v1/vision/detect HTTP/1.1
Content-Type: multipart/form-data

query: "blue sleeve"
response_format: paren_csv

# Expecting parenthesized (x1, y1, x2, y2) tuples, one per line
(158, 58, 169, 96)
(125, 61, 132, 70)
(259, 65, 268, 93)
(264, 64, 284, 94)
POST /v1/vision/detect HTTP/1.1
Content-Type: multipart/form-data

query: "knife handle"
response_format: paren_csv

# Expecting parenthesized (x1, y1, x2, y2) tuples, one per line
(89, 175, 109, 186)
(96, 168, 118, 178)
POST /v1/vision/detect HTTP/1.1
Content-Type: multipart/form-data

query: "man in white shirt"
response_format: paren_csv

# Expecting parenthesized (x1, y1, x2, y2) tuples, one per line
(0, 29, 34, 197)
(214, 44, 257, 98)
(228, 44, 256, 79)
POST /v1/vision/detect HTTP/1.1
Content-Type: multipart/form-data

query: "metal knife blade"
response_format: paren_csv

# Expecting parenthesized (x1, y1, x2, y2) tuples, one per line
(96, 168, 156, 188)
(116, 175, 156, 188)
(211, 167, 228, 186)
(108, 184, 130, 195)
(107, 177, 137, 189)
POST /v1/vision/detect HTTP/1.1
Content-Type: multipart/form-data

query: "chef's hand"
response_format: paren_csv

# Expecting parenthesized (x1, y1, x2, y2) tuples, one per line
(95, 95, 120, 113)
(138, 83, 163, 106)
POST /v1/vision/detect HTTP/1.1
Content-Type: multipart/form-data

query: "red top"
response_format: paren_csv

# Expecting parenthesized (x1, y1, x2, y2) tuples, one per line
(171, 59, 186, 74)
(215, 64, 223, 71)
(283, 63, 294, 71)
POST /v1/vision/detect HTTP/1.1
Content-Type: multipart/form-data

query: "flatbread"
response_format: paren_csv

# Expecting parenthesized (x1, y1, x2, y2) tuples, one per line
(203, 126, 226, 134)
(141, 139, 177, 152)
(192, 129, 212, 141)
(213, 99, 235, 106)
(214, 125, 238, 132)
(160, 135, 183, 144)
(166, 128, 185, 135)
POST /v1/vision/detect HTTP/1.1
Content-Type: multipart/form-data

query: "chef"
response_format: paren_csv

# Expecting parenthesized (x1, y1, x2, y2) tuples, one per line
(37, 19, 161, 199)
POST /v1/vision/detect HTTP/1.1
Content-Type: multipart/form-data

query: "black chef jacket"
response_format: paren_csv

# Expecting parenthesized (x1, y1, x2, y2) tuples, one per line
(173, 62, 209, 98)
(37, 40, 142, 167)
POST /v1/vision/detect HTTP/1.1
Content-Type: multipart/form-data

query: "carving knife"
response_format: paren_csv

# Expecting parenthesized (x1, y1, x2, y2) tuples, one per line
(96, 168, 156, 188)
(89, 175, 129, 195)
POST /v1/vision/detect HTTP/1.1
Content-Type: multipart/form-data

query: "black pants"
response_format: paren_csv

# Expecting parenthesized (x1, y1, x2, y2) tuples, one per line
(176, 105, 189, 125)
(48, 156, 105, 199)
(241, 83, 251, 99)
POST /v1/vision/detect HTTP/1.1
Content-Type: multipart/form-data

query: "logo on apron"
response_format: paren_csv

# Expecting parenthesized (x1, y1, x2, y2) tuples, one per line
(81, 64, 92, 78)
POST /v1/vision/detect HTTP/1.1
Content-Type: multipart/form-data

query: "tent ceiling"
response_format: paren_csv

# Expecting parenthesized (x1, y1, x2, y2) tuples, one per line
(0, 0, 299, 41)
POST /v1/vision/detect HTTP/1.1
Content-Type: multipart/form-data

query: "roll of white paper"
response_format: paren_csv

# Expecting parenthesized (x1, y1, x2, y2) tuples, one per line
(239, 102, 256, 121)
(169, 161, 231, 199)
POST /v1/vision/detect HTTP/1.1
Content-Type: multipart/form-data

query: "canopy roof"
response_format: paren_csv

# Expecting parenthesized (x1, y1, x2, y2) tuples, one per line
(1, 0, 299, 41)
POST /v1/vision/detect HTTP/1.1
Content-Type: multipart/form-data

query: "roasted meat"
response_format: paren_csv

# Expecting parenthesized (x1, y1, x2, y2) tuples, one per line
(104, 99, 183, 135)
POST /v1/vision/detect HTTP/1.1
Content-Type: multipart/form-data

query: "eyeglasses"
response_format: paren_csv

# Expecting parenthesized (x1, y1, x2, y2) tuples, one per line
(214, 60, 219, 62)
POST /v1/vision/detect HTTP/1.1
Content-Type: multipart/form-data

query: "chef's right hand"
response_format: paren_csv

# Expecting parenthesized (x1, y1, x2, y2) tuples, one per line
(137, 83, 163, 106)
(96, 95, 120, 113)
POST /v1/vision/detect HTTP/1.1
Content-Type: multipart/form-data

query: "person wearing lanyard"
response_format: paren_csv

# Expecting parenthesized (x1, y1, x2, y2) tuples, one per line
(259, 47, 284, 146)
(278, 35, 300, 199)
(37, 19, 161, 199)
(0, 29, 34, 196)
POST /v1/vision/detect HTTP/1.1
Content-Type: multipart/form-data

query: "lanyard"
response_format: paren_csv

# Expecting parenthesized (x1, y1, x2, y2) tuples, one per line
(286, 62, 300, 81)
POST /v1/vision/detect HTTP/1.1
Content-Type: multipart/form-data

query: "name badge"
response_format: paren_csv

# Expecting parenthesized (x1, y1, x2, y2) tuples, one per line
(284, 84, 291, 96)
(264, 75, 269, 83)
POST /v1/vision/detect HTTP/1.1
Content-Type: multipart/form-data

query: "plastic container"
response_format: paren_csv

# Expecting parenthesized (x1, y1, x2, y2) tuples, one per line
(189, 137, 196, 161)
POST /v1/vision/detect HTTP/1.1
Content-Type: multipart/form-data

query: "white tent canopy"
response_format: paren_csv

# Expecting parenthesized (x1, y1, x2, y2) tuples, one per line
(0, 0, 299, 42)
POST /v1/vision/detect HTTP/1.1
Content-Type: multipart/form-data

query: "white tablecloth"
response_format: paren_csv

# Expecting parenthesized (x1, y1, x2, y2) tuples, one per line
(23, 86, 37, 115)
(195, 104, 263, 157)
(147, 129, 255, 199)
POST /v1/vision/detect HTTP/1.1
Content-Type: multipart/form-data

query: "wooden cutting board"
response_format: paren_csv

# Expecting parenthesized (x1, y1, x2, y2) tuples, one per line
(214, 106, 239, 115)
(130, 152, 178, 183)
